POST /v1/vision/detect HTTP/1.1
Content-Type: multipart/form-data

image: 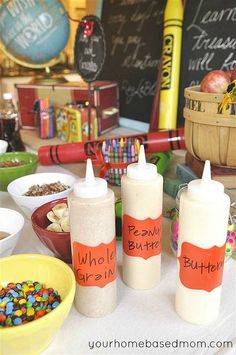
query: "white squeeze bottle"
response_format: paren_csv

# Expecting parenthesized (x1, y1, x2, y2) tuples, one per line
(121, 145, 163, 289)
(175, 160, 230, 324)
(68, 159, 117, 317)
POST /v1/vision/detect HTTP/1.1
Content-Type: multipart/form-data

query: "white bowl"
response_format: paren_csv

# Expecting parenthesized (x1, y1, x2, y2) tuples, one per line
(7, 172, 76, 218)
(0, 139, 8, 153)
(0, 208, 25, 257)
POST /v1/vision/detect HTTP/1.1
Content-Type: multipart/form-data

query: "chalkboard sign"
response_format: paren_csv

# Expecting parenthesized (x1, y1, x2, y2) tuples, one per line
(98, 0, 166, 124)
(178, 0, 236, 126)
(74, 15, 106, 82)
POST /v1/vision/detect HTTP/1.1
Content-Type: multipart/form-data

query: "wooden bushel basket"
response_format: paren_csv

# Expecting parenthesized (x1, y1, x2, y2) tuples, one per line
(184, 86, 236, 168)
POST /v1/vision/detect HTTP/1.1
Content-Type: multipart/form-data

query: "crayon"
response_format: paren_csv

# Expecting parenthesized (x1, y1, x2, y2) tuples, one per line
(158, 0, 183, 129)
(148, 151, 173, 175)
(38, 128, 185, 165)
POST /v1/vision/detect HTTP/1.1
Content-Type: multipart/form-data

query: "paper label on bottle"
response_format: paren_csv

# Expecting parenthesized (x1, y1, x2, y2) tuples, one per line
(123, 214, 162, 259)
(178, 242, 225, 292)
(73, 238, 116, 288)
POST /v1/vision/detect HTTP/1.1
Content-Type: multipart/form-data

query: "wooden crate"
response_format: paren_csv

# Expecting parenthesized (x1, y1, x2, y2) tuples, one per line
(184, 86, 236, 168)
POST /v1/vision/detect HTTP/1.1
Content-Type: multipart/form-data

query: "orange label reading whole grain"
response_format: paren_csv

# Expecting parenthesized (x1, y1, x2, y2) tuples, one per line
(178, 242, 225, 292)
(73, 238, 116, 288)
(123, 214, 162, 259)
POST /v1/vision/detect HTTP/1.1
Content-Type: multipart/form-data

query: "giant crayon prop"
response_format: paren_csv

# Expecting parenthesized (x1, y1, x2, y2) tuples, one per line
(158, 0, 183, 129)
(38, 128, 185, 165)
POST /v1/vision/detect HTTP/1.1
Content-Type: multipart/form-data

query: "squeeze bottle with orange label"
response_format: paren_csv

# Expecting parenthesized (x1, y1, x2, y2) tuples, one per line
(175, 160, 230, 324)
(68, 159, 117, 317)
(121, 145, 163, 289)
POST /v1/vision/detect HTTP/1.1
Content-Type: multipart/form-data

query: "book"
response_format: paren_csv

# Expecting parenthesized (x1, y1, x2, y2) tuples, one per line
(164, 177, 183, 198)
(176, 164, 198, 184)
(185, 152, 236, 189)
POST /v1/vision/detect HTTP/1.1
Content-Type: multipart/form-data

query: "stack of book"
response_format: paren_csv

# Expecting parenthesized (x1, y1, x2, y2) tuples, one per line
(176, 153, 236, 189)
(164, 152, 236, 198)
(184, 152, 236, 189)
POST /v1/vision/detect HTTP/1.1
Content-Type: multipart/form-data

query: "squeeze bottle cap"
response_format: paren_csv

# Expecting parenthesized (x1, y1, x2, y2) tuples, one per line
(187, 160, 224, 201)
(127, 145, 157, 180)
(73, 159, 107, 198)
(3, 93, 12, 100)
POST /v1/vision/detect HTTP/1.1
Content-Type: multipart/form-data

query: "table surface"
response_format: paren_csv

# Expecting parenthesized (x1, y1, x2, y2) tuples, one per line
(1, 139, 236, 354)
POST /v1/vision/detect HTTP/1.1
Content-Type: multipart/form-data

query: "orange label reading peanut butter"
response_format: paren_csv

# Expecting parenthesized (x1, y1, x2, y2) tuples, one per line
(178, 242, 225, 292)
(73, 238, 116, 288)
(123, 214, 162, 259)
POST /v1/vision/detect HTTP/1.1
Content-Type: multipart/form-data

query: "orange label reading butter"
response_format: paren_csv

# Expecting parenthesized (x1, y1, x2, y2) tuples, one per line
(73, 238, 116, 288)
(178, 242, 225, 292)
(123, 214, 162, 259)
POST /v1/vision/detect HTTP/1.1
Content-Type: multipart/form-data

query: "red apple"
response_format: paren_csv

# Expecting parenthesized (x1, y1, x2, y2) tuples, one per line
(200, 70, 231, 93)
(225, 70, 233, 81)
(231, 66, 236, 81)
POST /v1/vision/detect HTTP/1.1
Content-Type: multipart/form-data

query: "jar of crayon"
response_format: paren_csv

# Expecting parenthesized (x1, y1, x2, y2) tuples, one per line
(100, 137, 140, 186)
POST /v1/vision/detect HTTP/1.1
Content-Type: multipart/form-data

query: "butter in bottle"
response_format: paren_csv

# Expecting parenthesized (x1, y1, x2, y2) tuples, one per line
(175, 160, 230, 324)
(68, 159, 117, 317)
(121, 145, 163, 289)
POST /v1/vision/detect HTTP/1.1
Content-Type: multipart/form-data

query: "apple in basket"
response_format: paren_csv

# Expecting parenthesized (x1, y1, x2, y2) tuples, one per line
(200, 70, 231, 94)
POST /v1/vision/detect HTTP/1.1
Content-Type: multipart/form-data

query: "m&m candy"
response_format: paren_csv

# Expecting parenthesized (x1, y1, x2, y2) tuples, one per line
(0, 281, 61, 328)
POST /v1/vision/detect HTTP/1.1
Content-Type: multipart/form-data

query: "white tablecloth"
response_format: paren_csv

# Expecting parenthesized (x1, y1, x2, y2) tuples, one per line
(1, 164, 236, 355)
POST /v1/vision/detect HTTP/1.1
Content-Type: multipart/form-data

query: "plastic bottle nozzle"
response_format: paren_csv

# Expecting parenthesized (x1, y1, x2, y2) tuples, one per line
(73, 158, 107, 198)
(127, 144, 157, 180)
(187, 159, 224, 201)
(85, 159, 96, 186)
(201, 160, 211, 187)
(138, 145, 146, 169)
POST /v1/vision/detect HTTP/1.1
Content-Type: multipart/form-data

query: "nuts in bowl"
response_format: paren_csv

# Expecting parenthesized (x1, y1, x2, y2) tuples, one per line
(0, 208, 25, 257)
(7, 173, 76, 218)
(0, 152, 38, 191)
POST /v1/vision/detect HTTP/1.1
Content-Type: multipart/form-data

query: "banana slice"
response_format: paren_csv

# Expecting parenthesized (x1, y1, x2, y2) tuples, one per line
(46, 222, 63, 232)
(60, 216, 70, 232)
(47, 211, 60, 223)
(62, 209, 69, 218)
(52, 203, 68, 219)
(46, 203, 70, 233)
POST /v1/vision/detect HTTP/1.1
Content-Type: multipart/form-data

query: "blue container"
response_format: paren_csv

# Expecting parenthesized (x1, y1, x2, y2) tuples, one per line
(0, 0, 70, 64)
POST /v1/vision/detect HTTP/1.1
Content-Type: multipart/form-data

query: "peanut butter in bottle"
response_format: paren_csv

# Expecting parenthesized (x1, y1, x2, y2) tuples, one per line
(68, 159, 117, 317)
(121, 145, 163, 289)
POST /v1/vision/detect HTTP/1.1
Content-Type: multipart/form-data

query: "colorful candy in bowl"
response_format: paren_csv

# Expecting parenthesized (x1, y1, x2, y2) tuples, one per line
(31, 198, 72, 264)
(0, 254, 75, 355)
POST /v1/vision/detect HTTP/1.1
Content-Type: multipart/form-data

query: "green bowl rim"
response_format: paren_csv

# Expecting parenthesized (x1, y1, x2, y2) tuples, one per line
(0, 152, 38, 170)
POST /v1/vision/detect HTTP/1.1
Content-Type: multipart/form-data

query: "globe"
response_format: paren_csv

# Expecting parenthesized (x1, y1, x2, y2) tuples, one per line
(0, 0, 70, 68)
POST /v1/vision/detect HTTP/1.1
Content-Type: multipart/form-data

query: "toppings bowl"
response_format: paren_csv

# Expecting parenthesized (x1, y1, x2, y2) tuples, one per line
(31, 198, 72, 264)
(0, 139, 8, 153)
(0, 254, 75, 355)
(7, 172, 76, 218)
(0, 152, 38, 191)
(0, 208, 25, 257)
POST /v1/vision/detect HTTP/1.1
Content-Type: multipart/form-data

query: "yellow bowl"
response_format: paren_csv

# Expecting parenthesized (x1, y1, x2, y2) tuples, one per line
(0, 254, 76, 355)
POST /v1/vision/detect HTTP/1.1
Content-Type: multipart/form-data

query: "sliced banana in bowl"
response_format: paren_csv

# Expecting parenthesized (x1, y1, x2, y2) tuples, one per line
(46, 203, 70, 232)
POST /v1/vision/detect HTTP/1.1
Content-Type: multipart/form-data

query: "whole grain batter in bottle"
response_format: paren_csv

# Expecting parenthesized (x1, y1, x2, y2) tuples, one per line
(68, 159, 117, 317)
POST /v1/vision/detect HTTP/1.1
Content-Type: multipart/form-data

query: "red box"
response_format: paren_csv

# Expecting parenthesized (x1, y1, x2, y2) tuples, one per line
(16, 81, 119, 135)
